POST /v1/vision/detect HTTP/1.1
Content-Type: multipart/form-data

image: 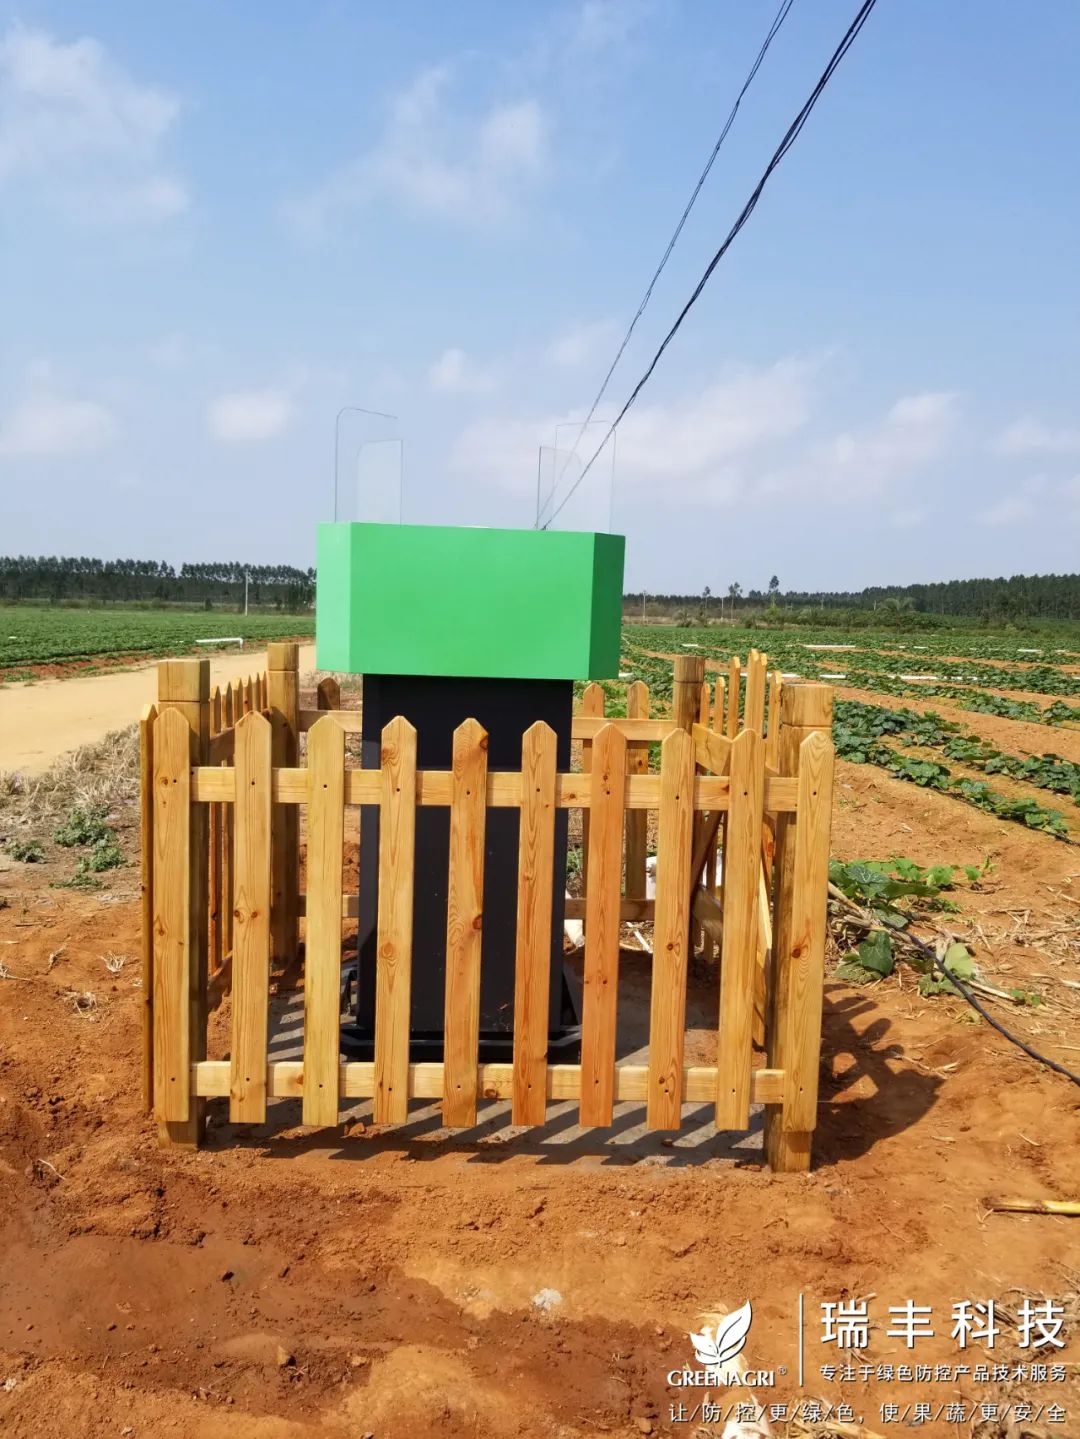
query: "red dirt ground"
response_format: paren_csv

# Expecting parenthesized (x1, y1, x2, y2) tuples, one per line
(1, 720, 1079, 1437)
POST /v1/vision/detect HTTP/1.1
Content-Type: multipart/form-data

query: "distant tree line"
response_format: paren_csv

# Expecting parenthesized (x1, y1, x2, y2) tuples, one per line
(626, 572, 1080, 622)
(0, 556, 314, 611)
(5, 556, 1078, 622)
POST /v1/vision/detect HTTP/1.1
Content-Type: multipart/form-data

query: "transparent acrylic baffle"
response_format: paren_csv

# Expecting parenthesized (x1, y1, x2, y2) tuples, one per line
(331, 407, 404, 523)
(535, 420, 616, 532)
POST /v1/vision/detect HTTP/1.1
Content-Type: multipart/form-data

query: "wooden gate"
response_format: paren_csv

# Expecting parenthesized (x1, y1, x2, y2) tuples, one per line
(141, 647, 834, 1171)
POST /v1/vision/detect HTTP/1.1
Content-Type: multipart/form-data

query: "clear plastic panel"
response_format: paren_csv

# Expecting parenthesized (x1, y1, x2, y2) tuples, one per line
(535, 421, 616, 532)
(332, 407, 403, 522)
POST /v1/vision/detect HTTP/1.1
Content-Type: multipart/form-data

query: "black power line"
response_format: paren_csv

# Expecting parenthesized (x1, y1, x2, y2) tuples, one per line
(543, 0, 881, 529)
(547, 0, 798, 511)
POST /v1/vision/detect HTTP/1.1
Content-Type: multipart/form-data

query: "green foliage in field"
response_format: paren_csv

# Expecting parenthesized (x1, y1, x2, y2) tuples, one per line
(0, 606, 313, 671)
(53, 803, 114, 848)
(833, 699, 1073, 838)
(616, 629, 1080, 842)
(52, 803, 125, 888)
(830, 856, 982, 992)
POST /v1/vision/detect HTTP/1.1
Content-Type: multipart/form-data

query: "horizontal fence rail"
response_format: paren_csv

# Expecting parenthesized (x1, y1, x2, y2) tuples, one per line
(141, 647, 834, 1171)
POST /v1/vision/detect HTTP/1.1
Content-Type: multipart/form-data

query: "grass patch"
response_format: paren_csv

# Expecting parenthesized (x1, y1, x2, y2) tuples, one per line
(0, 726, 139, 885)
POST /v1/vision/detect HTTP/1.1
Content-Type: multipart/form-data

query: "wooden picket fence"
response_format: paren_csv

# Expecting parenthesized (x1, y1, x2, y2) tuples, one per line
(141, 645, 834, 1171)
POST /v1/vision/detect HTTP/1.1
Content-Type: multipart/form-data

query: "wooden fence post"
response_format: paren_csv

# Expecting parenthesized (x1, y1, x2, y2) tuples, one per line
(764, 683, 834, 1173)
(267, 642, 300, 964)
(673, 655, 705, 954)
(155, 658, 210, 1147)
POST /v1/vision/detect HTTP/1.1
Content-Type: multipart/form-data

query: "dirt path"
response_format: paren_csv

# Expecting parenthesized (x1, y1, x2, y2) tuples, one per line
(0, 645, 317, 777)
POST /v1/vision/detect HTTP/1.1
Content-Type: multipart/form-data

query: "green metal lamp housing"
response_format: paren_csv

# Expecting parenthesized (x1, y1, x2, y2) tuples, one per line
(316, 522, 625, 680)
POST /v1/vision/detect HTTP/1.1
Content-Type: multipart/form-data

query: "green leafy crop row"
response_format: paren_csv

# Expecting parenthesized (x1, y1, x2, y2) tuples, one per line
(834, 700, 1073, 839)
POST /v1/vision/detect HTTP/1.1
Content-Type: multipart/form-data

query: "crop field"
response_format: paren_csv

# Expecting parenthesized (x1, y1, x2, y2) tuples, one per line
(611, 622, 1080, 846)
(0, 605, 314, 677)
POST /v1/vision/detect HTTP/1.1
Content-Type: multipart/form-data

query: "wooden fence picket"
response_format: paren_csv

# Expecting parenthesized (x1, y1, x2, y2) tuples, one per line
(766, 670, 782, 768)
(443, 719, 489, 1126)
(579, 724, 627, 1126)
(152, 708, 194, 1123)
(745, 651, 767, 735)
(317, 675, 341, 711)
(715, 728, 765, 1130)
(713, 676, 725, 734)
(303, 716, 346, 1126)
(222, 683, 235, 958)
(373, 716, 417, 1125)
(579, 682, 605, 917)
(726, 656, 741, 737)
(698, 681, 711, 727)
(268, 644, 300, 966)
(230, 712, 272, 1123)
(646, 727, 695, 1130)
(624, 681, 650, 900)
(209, 686, 223, 974)
(139, 704, 156, 1115)
(511, 722, 557, 1125)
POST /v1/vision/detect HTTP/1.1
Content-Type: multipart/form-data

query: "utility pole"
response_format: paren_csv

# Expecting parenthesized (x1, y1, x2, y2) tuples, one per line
(244, 570, 249, 616)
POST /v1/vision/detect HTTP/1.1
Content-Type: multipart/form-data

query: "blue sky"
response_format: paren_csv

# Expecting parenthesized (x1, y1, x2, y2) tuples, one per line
(2, 0, 1078, 593)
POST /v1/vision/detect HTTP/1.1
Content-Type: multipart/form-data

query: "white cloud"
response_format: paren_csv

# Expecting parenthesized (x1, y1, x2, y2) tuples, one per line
(428, 347, 497, 395)
(979, 473, 1078, 526)
(546, 320, 616, 368)
(291, 65, 547, 233)
(617, 362, 817, 487)
(450, 364, 960, 526)
(888, 506, 929, 530)
(765, 391, 958, 500)
(0, 22, 187, 222)
(978, 495, 1034, 527)
(570, 0, 654, 55)
(997, 418, 1080, 457)
(451, 358, 820, 506)
(207, 389, 294, 443)
(0, 392, 115, 456)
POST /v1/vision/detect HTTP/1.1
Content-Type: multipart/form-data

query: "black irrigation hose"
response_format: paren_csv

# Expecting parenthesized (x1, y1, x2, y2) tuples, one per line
(901, 928, 1080, 1089)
